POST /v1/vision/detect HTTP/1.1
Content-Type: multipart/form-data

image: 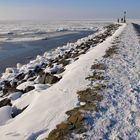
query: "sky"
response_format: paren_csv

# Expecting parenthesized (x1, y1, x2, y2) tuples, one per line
(0, 0, 140, 20)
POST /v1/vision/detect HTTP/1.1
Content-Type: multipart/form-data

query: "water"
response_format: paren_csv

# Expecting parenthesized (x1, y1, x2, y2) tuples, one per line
(0, 20, 110, 73)
(0, 30, 95, 73)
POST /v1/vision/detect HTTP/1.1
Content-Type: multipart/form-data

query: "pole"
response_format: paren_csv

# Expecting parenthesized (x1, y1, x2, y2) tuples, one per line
(124, 11, 126, 23)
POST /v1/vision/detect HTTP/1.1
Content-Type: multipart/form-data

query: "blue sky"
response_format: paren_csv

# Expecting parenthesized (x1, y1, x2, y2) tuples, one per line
(0, 0, 139, 20)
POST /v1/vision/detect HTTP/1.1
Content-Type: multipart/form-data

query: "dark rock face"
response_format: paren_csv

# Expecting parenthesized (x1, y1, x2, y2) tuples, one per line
(2, 81, 20, 96)
(23, 86, 35, 93)
(11, 106, 28, 118)
(41, 63, 47, 68)
(15, 73, 25, 81)
(0, 98, 12, 108)
(104, 46, 118, 58)
(27, 70, 36, 79)
(0, 86, 2, 90)
(91, 63, 106, 70)
(3, 81, 11, 88)
(37, 72, 46, 84)
(28, 76, 37, 82)
(34, 66, 43, 74)
(57, 59, 70, 67)
(45, 73, 60, 84)
(37, 72, 60, 84)
(47, 109, 86, 140)
(50, 67, 65, 75)
(56, 68, 65, 74)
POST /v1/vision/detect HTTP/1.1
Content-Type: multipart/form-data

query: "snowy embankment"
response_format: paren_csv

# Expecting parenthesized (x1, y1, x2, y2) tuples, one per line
(0, 23, 125, 140)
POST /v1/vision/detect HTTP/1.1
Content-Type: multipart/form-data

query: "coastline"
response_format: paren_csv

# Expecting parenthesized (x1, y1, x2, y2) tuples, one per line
(0, 30, 95, 74)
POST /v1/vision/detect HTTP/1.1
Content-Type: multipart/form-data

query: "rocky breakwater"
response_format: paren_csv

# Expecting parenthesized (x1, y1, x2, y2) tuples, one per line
(0, 24, 120, 126)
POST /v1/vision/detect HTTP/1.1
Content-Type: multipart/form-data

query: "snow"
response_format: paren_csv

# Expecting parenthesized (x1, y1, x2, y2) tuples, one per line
(0, 23, 106, 82)
(8, 92, 22, 101)
(0, 20, 109, 43)
(0, 23, 126, 140)
(16, 81, 35, 91)
(12, 91, 35, 110)
(0, 106, 12, 126)
(86, 23, 140, 140)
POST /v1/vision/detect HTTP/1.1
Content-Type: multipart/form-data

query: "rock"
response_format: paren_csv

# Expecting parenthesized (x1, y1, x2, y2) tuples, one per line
(58, 59, 70, 67)
(23, 86, 35, 93)
(42, 37, 48, 40)
(47, 129, 66, 140)
(74, 57, 79, 61)
(45, 73, 60, 84)
(17, 63, 22, 69)
(15, 73, 25, 81)
(0, 87, 2, 91)
(2, 81, 20, 96)
(57, 68, 65, 74)
(27, 70, 35, 79)
(91, 63, 106, 70)
(2, 88, 18, 96)
(104, 46, 118, 58)
(41, 63, 47, 68)
(17, 79, 27, 86)
(34, 65, 42, 73)
(86, 71, 104, 81)
(80, 102, 98, 112)
(58, 55, 63, 60)
(51, 67, 65, 74)
(3, 80, 11, 88)
(8, 92, 22, 101)
(63, 53, 71, 59)
(10, 81, 17, 88)
(48, 63, 54, 68)
(68, 111, 84, 125)
(66, 107, 79, 116)
(0, 98, 12, 108)
(37, 72, 46, 84)
(11, 106, 28, 118)
(93, 83, 106, 91)
(80, 45, 86, 50)
(74, 127, 87, 134)
(71, 52, 79, 58)
(77, 88, 103, 103)
(37, 72, 60, 84)
(28, 76, 37, 81)
(5, 68, 14, 74)
(52, 58, 59, 63)
(56, 122, 69, 130)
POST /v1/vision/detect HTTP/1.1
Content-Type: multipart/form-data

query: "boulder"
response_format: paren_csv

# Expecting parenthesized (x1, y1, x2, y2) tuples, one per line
(68, 111, 84, 125)
(56, 122, 69, 130)
(0, 98, 12, 108)
(15, 73, 25, 81)
(41, 63, 47, 68)
(58, 59, 70, 67)
(34, 66, 42, 73)
(2, 81, 20, 96)
(37, 72, 46, 84)
(45, 73, 60, 84)
(11, 106, 28, 118)
(23, 86, 35, 93)
(27, 70, 35, 79)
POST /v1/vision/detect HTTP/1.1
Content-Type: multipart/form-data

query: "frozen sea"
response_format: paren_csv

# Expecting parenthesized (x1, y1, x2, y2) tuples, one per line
(0, 20, 110, 73)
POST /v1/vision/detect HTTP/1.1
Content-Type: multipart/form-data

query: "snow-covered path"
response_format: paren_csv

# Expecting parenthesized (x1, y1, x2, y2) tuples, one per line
(88, 23, 140, 140)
